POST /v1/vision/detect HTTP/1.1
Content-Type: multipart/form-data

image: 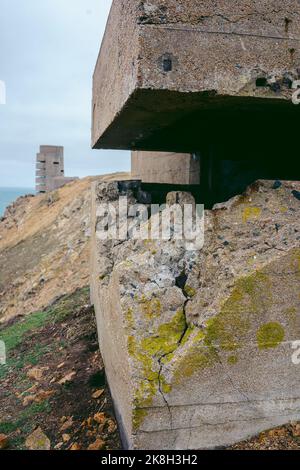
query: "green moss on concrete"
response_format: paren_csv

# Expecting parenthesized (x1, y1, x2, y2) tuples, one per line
(184, 285, 196, 298)
(173, 269, 278, 383)
(285, 307, 297, 324)
(128, 263, 292, 425)
(160, 377, 172, 394)
(256, 322, 285, 350)
(291, 249, 300, 275)
(125, 307, 135, 329)
(180, 325, 196, 347)
(204, 271, 273, 352)
(132, 409, 148, 431)
(139, 296, 162, 320)
(173, 336, 217, 383)
(205, 274, 259, 351)
(227, 355, 238, 365)
(238, 272, 271, 301)
(127, 309, 187, 430)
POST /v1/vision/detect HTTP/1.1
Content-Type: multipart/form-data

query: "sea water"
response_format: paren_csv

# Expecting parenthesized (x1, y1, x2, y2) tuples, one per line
(0, 187, 35, 217)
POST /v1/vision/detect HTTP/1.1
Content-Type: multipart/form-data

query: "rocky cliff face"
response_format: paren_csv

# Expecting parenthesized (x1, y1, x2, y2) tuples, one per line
(0, 173, 129, 323)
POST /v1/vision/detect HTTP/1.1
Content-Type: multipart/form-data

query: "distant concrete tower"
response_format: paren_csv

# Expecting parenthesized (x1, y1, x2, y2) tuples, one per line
(35, 146, 78, 193)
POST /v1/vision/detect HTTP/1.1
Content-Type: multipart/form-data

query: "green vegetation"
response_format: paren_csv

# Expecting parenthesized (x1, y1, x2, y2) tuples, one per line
(0, 311, 50, 352)
(0, 287, 90, 380)
(184, 285, 196, 298)
(127, 308, 187, 430)
(257, 322, 285, 350)
(0, 400, 51, 435)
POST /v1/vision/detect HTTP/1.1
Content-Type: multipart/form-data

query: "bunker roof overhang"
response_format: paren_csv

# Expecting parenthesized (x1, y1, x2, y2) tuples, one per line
(92, 0, 300, 155)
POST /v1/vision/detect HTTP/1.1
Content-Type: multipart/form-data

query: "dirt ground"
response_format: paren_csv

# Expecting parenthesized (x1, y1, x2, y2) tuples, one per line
(0, 287, 121, 450)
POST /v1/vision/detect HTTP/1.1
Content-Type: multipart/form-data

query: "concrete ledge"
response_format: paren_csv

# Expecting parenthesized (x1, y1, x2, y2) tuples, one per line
(92, 0, 300, 150)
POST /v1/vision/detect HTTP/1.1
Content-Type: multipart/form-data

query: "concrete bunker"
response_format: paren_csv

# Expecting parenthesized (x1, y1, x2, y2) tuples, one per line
(91, 0, 300, 449)
(92, 0, 300, 206)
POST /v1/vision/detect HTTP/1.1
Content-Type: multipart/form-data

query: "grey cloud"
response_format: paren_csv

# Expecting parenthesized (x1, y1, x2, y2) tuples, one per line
(0, 0, 130, 187)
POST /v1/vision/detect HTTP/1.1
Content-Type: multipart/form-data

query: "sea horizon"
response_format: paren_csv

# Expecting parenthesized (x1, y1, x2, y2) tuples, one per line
(0, 186, 35, 217)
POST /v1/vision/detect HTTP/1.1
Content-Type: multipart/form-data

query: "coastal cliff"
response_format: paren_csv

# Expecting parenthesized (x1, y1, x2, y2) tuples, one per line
(0, 173, 129, 324)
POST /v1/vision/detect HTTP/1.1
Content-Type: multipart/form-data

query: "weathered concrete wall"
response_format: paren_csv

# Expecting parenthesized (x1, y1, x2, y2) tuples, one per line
(131, 152, 200, 185)
(92, 0, 141, 150)
(92, 0, 300, 150)
(91, 178, 300, 449)
(35, 146, 78, 193)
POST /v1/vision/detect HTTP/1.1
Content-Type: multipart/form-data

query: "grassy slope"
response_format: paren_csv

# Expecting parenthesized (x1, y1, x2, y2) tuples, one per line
(0, 288, 121, 450)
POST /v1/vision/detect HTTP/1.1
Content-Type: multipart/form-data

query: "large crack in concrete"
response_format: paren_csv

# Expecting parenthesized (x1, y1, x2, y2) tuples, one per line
(156, 272, 193, 430)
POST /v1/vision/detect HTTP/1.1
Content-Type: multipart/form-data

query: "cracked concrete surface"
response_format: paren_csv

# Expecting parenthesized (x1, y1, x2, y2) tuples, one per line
(91, 179, 300, 449)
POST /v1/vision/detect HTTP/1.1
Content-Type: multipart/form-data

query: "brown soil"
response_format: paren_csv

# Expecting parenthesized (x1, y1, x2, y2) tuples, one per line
(0, 287, 121, 450)
(229, 423, 300, 450)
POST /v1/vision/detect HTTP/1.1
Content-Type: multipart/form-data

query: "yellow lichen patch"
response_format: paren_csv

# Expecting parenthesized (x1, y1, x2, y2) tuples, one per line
(242, 206, 262, 223)
(127, 336, 136, 356)
(160, 376, 172, 394)
(256, 322, 285, 350)
(139, 296, 162, 320)
(205, 305, 246, 352)
(179, 324, 196, 347)
(127, 309, 187, 430)
(238, 272, 272, 307)
(284, 307, 297, 324)
(247, 257, 255, 266)
(125, 307, 135, 329)
(184, 285, 196, 298)
(227, 355, 238, 365)
(173, 269, 274, 383)
(291, 249, 300, 275)
(118, 260, 134, 269)
(132, 408, 148, 431)
(173, 338, 218, 383)
(205, 271, 272, 351)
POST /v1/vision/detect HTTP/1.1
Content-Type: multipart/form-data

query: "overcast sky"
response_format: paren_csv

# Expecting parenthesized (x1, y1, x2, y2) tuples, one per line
(0, 0, 130, 188)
